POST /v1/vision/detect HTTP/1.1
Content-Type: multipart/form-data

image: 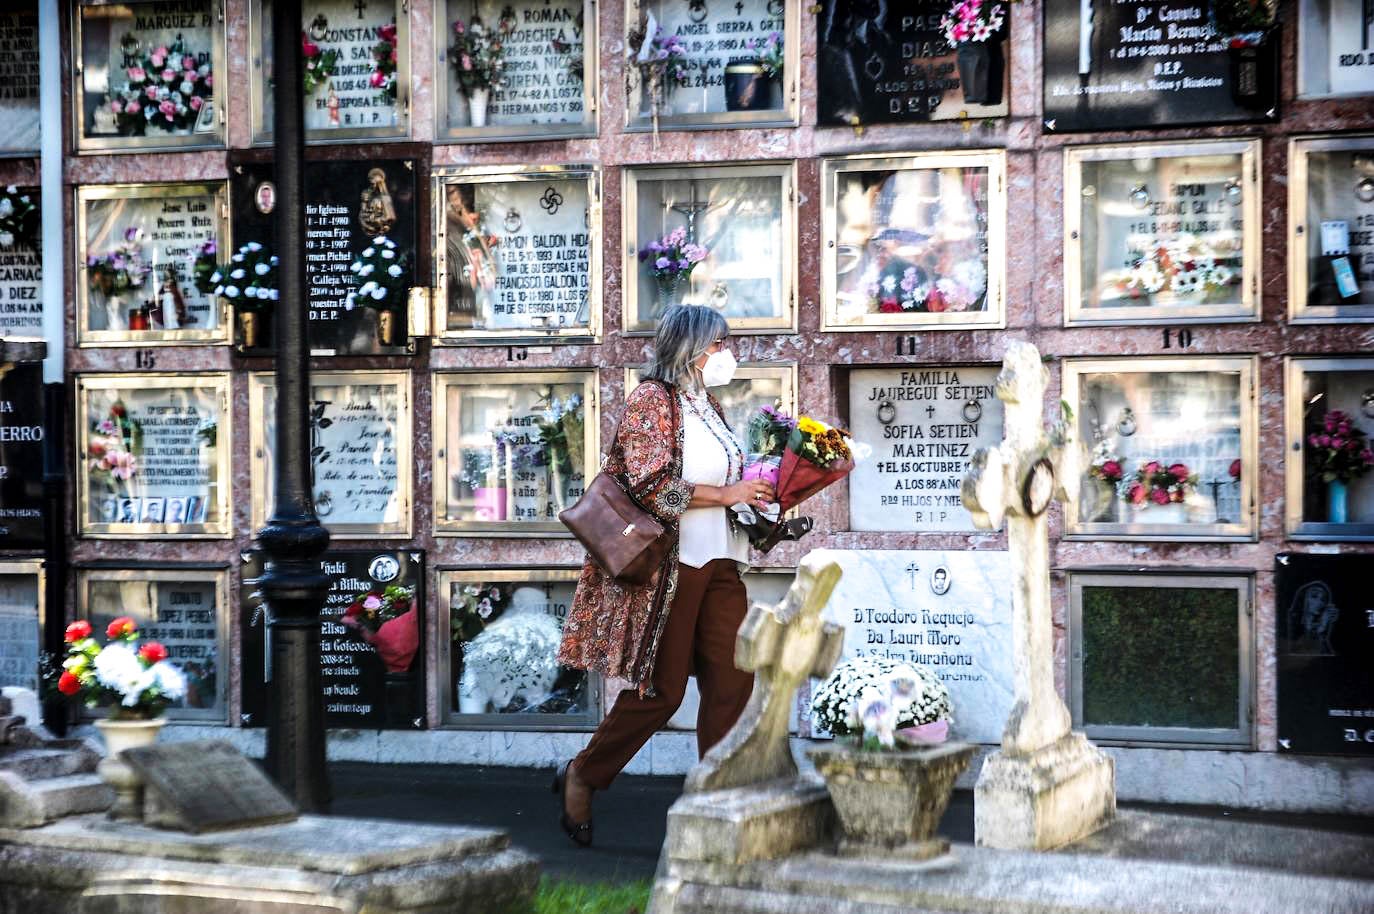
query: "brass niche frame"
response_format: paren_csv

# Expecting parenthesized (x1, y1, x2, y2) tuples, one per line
(1295, 0, 1374, 100)
(1287, 134, 1374, 324)
(75, 565, 231, 723)
(434, 0, 599, 144)
(1061, 355, 1259, 543)
(249, 0, 412, 145)
(621, 0, 801, 133)
(76, 372, 233, 539)
(71, 0, 228, 155)
(622, 160, 798, 335)
(0, 559, 46, 693)
(74, 181, 232, 348)
(432, 368, 599, 537)
(436, 566, 602, 730)
(1284, 356, 1374, 541)
(1068, 570, 1254, 749)
(821, 150, 1008, 333)
(1063, 139, 1263, 327)
(430, 164, 602, 345)
(248, 369, 413, 539)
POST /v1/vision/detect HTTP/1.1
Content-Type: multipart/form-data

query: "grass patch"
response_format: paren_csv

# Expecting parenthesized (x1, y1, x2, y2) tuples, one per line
(533, 877, 653, 914)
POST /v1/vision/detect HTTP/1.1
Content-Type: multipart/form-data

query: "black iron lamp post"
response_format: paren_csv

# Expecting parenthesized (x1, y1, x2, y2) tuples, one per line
(258, 0, 332, 812)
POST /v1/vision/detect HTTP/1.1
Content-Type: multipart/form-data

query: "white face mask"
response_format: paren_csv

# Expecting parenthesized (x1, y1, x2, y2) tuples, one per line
(700, 348, 737, 388)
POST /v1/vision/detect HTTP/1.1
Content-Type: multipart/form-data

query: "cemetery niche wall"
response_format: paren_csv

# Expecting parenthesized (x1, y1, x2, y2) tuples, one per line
(438, 567, 597, 728)
(431, 166, 599, 343)
(75, 373, 232, 538)
(816, 0, 1010, 126)
(72, 0, 226, 152)
(437, 0, 596, 141)
(1284, 358, 1374, 541)
(241, 550, 426, 730)
(249, 370, 411, 539)
(822, 151, 1005, 332)
(1063, 140, 1260, 326)
(230, 157, 419, 355)
(1288, 135, 1374, 323)
(0, 3, 39, 156)
(76, 566, 229, 721)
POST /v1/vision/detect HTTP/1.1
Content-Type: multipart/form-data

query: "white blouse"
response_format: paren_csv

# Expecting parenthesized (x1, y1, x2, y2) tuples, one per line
(677, 390, 749, 569)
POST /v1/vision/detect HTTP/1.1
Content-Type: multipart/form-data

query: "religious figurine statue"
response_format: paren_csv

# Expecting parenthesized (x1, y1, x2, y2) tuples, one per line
(90, 101, 119, 136)
(359, 168, 397, 236)
(327, 89, 341, 127)
(149, 267, 188, 329)
(444, 183, 499, 328)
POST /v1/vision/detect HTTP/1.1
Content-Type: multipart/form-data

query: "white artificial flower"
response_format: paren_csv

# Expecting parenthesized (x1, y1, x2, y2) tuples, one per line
(362, 247, 375, 257)
(268, 289, 279, 300)
(152, 662, 186, 701)
(952, 258, 988, 298)
(180, 80, 194, 96)
(349, 261, 362, 273)
(385, 239, 396, 249)
(380, 249, 395, 260)
(0, 232, 13, 248)
(232, 253, 245, 263)
(387, 264, 402, 278)
(244, 286, 258, 298)
(198, 63, 210, 77)
(168, 53, 182, 70)
(255, 262, 270, 275)
(370, 287, 386, 300)
(93, 643, 143, 697)
(0, 198, 13, 218)
(224, 286, 240, 298)
(270, 255, 279, 265)
(213, 284, 224, 296)
(210, 271, 222, 283)
(360, 264, 375, 276)
(344, 293, 356, 310)
(372, 235, 386, 245)
(359, 281, 376, 295)
(4, 185, 14, 194)
(247, 241, 263, 252)
(230, 268, 245, 279)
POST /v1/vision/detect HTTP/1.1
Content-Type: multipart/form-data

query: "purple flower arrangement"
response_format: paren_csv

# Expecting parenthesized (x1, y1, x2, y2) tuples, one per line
(638, 226, 708, 280)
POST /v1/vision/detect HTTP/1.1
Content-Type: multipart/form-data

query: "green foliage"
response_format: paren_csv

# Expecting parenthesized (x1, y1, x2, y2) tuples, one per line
(533, 878, 652, 914)
(1081, 586, 1239, 730)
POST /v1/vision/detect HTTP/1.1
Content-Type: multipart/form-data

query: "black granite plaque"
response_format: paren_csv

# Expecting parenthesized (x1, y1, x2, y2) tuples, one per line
(0, 361, 44, 549)
(123, 740, 297, 833)
(1042, 0, 1279, 132)
(1276, 553, 1374, 756)
(230, 158, 418, 356)
(816, 0, 1008, 126)
(241, 549, 425, 730)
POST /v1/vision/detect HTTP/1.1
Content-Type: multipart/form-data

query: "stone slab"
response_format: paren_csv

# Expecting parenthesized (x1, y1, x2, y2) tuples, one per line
(121, 740, 296, 834)
(975, 731, 1117, 850)
(664, 778, 832, 866)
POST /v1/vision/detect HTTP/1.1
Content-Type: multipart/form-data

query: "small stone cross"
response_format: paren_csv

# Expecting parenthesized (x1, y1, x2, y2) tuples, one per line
(961, 341, 1084, 757)
(685, 554, 845, 793)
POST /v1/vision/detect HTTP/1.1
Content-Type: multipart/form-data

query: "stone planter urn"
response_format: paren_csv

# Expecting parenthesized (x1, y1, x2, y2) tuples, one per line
(808, 740, 975, 860)
(95, 716, 166, 821)
(956, 38, 1004, 106)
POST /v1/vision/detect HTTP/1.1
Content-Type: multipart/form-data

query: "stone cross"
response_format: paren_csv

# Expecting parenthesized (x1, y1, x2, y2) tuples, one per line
(685, 554, 845, 793)
(961, 341, 1084, 758)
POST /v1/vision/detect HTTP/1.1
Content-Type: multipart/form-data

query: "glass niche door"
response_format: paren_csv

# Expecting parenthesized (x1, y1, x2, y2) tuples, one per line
(623, 161, 795, 333)
(73, 0, 226, 153)
(438, 567, 598, 728)
(0, 3, 40, 157)
(253, 0, 410, 143)
(1064, 357, 1257, 541)
(821, 151, 1006, 331)
(1064, 140, 1260, 326)
(433, 370, 597, 536)
(1289, 135, 1374, 322)
(1286, 358, 1374, 540)
(625, 363, 796, 441)
(432, 166, 600, 343)
(437, 0, 597, 141)
(249, 370, 412, 539)
(76, 182, 231, 346)
(0, 560, 44, 694)
(76, 566, 229, 721)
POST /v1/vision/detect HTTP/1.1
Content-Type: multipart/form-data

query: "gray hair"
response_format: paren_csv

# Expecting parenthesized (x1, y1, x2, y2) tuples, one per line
(642, 305, 728, 390)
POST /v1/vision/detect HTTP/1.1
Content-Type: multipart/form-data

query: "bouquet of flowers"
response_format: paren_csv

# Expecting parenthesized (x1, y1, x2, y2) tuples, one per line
(746, 31, 784, 78)
(536, 392, 585, 477)
(1120, 234, 1236, 299)
(105, 36, 212, 134)
(451, 13, 514, 95)
(1211, 0, 1277, 46)
(369, 22, 399, 102)
(1122, 459, 1197, 507)
(57, 617, 186, 719)
(452, 583, 506, 642)
(811, 656, 953, 750)
(301, 28, 340, 95)
(341, 584, 419, 673)
(88, 227, 152, 296)
(862, 263, 931, 314)
(551, 36, 584, 84)
(0, 185, 38, 250)
(1307, 410, 1374, 484)
(88, 401, 140, 493)
(190, 238, 218, 295)
(628, 17, 690, 128)
(1087, 442, 1124, 485)
(941, 0, 1007, 46)
(345, 235, 410, 312)
(639, 226, 708, 281)
(212, 241, 278, 312)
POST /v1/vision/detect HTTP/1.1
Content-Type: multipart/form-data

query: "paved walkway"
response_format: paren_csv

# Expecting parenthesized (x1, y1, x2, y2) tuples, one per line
(327, 762, 1373, 884)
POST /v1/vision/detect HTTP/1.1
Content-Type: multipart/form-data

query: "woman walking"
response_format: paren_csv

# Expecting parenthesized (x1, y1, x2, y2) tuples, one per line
(553, 305, 775, 847)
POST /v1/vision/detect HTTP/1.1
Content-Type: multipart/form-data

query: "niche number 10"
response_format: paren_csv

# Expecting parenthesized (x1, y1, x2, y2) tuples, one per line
(1161, 328, 1194, 349)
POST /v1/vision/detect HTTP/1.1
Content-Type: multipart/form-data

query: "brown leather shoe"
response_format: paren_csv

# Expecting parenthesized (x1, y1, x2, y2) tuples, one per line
(552, 761, 593, 848)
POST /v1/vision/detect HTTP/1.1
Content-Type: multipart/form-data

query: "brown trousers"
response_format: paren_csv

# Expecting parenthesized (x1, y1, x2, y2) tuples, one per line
(574, 558, 754, 791)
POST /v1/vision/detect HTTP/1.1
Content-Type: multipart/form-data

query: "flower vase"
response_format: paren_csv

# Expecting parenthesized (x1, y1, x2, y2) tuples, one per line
(377, 308, 396, 346)
(239, 310, 260, 349)
(468, 88, 490, 128)
(1228, 38, 1276, 109)
(655, 272, 689, 313)
(474, 486, 507, 521)
(1328, 480, 1349, 524)
(95, 717, 166, 821)
(957, 38, 1004, 106)
(549, 460, 568, 515)
(724, 60, 772, 111)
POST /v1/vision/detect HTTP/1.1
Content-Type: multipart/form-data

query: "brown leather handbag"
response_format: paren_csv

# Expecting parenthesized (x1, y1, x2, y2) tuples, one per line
(559, 383, 680, 585)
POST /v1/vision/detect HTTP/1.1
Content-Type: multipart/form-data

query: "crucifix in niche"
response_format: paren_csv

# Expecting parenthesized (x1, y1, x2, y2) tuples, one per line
(666, 183, 723, 248)
(354, 0, 368, 19)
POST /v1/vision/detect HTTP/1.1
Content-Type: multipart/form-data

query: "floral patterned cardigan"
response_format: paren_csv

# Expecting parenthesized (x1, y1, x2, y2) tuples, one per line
(557, 379, 722, 693)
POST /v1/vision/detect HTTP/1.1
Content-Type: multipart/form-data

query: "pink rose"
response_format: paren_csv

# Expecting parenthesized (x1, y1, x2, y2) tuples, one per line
(1144, 461, 1160, 476)
(370, 70, 386, 88)
(363, 594, 383, 611)
(162, 67, 177, 82)
(453, 19, 465, 34)
(1151, 487, 1171, 506)
(145, 86, 159, 99)
(110, 100, 124, 113)
(204, 74, 213, 87)
(184, 55, 197, 70)
(1101, 460, 1121, 480)
(126, 100, 141, 113)
(159, 99, 177, 116)
(1228, 458, 1241, 479)
(1128, 482, 1146, 505)
(1168, 462, 1190, 481)
(301, 36, 320, 57)
(127, 66, 146, 81)
(391, 48, 398, 63)
(150, 53, 165, 68)
(189, 95, 203, 110)
(1319, 435, 1332, 448)
(461, 54, 472, 71)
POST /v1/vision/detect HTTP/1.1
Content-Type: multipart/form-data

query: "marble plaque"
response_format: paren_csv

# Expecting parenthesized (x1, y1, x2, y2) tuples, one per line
(123, 740, 296, 833)
(0, 570, 39, 692)
(0, 225, 41, 338)
(0, 362, 44, 547)
(811, 549, 1014, 745)
(0, 5, 39, 154)
(848, 367, 1003, 532)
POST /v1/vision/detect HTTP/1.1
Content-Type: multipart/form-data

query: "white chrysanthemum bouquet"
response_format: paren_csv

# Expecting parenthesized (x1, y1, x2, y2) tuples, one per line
(57, 617, 186, 720)
(211, 241, 278, 313)
(345, 235, 411, 313)
(811, 656, 953, 750)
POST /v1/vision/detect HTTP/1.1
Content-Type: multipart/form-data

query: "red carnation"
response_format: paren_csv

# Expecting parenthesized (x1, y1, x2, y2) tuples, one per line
(64, 620, 92, 643)
(1128, 482, 1147, 505)
(379, 23, 397, 43)
(878, 299, 903, 314)
(1101, 460, 1121, 480)
(1229, 458, 1241, 479)
(106, 616, 137, 639)
(138, 641, 168, 664)
(1168, 463, 1190, 481)
(925, 287, 947, 312)
(1151, 487, 1171, 506)
(57, 671, 81, 696)
(88, 440, 106, 459)
(301, 33, 320, 58)
(110, 402, 126, 418)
